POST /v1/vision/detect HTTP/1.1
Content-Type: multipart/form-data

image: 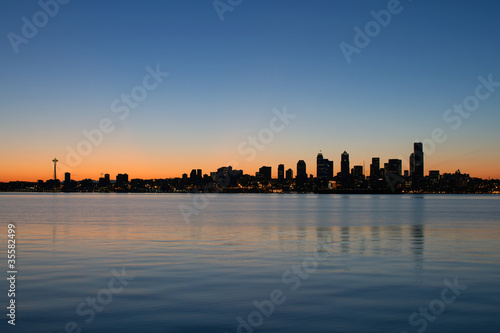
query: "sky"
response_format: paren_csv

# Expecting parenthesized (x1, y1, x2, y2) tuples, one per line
(1, 0, 499, 182)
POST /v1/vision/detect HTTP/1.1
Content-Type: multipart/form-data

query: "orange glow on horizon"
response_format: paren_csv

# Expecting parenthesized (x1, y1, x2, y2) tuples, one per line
(1, 152, 499, 182)
(1, 139, 499, 182)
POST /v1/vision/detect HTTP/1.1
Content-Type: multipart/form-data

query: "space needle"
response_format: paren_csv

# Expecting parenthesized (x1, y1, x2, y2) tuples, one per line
(52, 158, 58, 180)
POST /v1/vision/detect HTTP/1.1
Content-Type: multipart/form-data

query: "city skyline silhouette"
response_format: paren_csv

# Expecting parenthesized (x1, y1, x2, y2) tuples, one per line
(2, 142, 498, 194)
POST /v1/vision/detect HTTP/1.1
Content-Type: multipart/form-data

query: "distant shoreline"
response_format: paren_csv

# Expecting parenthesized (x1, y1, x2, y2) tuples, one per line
(1, 191, 498, 195)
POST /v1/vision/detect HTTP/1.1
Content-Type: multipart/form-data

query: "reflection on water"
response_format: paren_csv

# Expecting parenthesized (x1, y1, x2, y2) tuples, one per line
(411, 224, 425, 283)
(0, 193, 499, 333)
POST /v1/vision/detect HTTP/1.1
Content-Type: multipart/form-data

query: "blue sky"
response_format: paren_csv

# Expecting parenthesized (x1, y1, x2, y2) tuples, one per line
(1, 0, 499, 180)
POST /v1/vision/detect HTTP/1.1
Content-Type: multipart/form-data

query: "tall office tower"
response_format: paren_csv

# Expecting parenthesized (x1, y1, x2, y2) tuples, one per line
(104, 174, 110, 182)
(413, 142, 424, 178)
(296, 160, 307, 187)
(326, 160, 334, 179)
(259, 166, 272, 180)
(317, 152, 334, 180)
(341, 151, 350, 177)
(317, 152, 325, 179)
(352, 165, 363, 178)
(197, 169, 202, 179)
(340, 151, 350, 187)
(409, 153, 415, 176)
(297, 160, 307, 179)
(64, 172, 71, 183)
(385, 159, 402, 176)
(370, 157, 380, 178)
(278, 164, 285, 182)
(190, 169, 197, 179)
(286, 168, 293, 180)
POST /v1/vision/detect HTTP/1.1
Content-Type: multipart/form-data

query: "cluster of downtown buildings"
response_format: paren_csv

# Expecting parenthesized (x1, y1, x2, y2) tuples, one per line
(2, 143, 499, 194)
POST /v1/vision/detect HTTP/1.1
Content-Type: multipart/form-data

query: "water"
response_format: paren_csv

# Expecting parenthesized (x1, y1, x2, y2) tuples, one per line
(1, 193, 499, 333)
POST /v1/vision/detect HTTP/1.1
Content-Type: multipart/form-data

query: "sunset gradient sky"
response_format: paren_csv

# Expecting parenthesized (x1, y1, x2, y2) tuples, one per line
(1, 0, 499, 182)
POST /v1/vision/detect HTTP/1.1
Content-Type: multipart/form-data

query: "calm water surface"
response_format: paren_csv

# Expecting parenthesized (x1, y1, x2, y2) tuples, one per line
(1, 193, 499, 333)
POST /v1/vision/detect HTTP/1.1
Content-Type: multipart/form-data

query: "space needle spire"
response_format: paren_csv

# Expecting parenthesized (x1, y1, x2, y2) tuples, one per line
(52, 158, 58, 180)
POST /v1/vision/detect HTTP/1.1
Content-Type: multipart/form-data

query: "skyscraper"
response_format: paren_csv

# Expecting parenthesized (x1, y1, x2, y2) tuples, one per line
(340, 151, 350, 187)
(326, 160, 334, 179)
(317, 152, 334, 181)
(278, 164, 285, 182)
(409, 153, 415, 176)
(341, 151, 350, 177)
(297, 160, 307, 179)
(296, 160, 307, 187)
(411, 142, 424, 178)
(352, 165, 363, 178)
(384, 159, 402, 176)
(317, 152, 324, 178)
(259, 166, 272, 180)
(370, 157, 380, 178)
(286, 168, 293, 180)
